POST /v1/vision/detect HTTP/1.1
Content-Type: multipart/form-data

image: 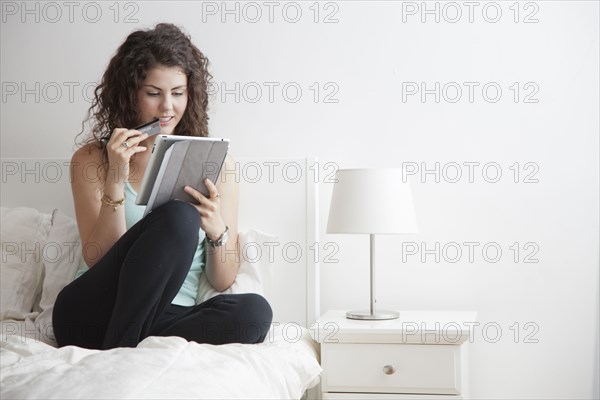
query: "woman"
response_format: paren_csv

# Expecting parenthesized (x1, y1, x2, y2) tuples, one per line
(52, 23, 272, 350)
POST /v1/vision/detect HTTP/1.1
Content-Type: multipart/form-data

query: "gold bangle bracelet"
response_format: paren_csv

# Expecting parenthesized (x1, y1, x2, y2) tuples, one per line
(101, 194, 125, 211)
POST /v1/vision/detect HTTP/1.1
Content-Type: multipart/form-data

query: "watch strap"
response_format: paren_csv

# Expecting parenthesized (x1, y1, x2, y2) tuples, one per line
(206, 226, 229, 248)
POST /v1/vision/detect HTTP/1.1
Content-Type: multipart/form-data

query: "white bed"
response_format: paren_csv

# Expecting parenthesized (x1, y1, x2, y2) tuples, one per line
(0, 157, 322, 399)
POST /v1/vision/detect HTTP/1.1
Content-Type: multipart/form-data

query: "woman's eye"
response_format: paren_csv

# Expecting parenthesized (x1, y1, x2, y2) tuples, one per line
(173, 92, 185, 96)
(147, 92, 160, 96)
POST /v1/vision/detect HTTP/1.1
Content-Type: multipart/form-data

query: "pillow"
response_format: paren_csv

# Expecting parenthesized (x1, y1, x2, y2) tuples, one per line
(0, 207, 52, 321)
(35, 210, 82, 346)
(196, 229, 278, 305)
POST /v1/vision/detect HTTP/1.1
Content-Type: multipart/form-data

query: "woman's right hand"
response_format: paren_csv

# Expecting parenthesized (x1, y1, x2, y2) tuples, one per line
(72, 131, 147, 267)
(105, 128, 149, 184)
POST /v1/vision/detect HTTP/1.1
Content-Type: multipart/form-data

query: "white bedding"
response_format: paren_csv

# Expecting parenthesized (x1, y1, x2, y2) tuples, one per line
(1, 174, 322, 399)
(1, 322, 321, 399)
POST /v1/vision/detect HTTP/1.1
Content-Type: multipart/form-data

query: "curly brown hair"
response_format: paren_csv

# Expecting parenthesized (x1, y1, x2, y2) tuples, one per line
(75, 23, 212, 164)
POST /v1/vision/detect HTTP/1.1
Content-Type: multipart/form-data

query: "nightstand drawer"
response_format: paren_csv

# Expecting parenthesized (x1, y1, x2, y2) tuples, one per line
(323, 343, 461, 395)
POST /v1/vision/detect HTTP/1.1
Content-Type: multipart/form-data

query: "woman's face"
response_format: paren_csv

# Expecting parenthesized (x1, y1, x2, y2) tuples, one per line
(137, 65, 188, 135)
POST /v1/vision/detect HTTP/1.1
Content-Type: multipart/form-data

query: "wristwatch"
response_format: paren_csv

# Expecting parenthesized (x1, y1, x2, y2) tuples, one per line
(206, 226, 229, 248)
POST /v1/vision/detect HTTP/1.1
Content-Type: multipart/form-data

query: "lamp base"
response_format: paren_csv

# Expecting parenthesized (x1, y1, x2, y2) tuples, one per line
(346, 310, 399, 320)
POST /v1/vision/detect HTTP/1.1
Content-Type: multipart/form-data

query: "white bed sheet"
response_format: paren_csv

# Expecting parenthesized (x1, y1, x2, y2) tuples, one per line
(1, 321, 321, 399)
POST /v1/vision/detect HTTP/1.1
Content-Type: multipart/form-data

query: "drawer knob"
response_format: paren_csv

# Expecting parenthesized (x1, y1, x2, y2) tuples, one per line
(382, 365, 396, 375)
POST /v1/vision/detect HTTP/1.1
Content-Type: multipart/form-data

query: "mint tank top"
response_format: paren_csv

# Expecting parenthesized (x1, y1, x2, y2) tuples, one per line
(73, 181, 205, 306)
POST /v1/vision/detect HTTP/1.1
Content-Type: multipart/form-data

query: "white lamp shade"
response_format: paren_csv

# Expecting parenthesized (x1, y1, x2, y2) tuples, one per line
(327, 168, 418, 234)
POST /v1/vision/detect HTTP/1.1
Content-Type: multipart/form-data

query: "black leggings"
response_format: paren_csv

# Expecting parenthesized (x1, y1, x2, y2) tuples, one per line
(52, 200, 273, 350)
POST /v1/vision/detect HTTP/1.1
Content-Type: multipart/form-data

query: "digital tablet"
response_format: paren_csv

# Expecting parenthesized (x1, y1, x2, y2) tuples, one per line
(135, 135, 230, 211)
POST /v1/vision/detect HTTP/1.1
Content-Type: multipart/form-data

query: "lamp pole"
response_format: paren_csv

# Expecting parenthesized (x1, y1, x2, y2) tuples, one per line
(346, 234, 400, 320)
(370, 233, 375, 316)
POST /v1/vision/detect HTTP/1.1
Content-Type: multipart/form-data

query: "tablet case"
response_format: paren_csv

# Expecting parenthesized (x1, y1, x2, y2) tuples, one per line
(143, 140, 228, 216)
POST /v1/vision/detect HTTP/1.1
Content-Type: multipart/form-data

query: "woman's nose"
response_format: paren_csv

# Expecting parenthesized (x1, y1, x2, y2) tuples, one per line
(160, 95, 173, 111)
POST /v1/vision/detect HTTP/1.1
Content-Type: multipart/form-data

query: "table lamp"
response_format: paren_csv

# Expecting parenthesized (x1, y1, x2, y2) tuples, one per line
(327, 168, 418, 320)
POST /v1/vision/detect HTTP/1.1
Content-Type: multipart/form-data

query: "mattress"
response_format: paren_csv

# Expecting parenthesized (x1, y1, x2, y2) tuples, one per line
(1, 320, 321, 399)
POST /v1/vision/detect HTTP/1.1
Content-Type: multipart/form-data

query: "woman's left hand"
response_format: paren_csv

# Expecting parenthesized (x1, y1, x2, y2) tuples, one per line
(184, 178, 227, 240)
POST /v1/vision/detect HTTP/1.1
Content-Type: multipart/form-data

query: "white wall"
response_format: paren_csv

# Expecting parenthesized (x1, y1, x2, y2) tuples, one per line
(1, 1, 598, 398)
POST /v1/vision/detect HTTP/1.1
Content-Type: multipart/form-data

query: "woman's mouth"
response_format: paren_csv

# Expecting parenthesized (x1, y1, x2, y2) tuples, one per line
(158, 116, 174, 126)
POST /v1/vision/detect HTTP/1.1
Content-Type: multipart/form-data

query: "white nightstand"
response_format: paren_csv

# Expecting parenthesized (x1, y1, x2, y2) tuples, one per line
(310, 310, 477, 400)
